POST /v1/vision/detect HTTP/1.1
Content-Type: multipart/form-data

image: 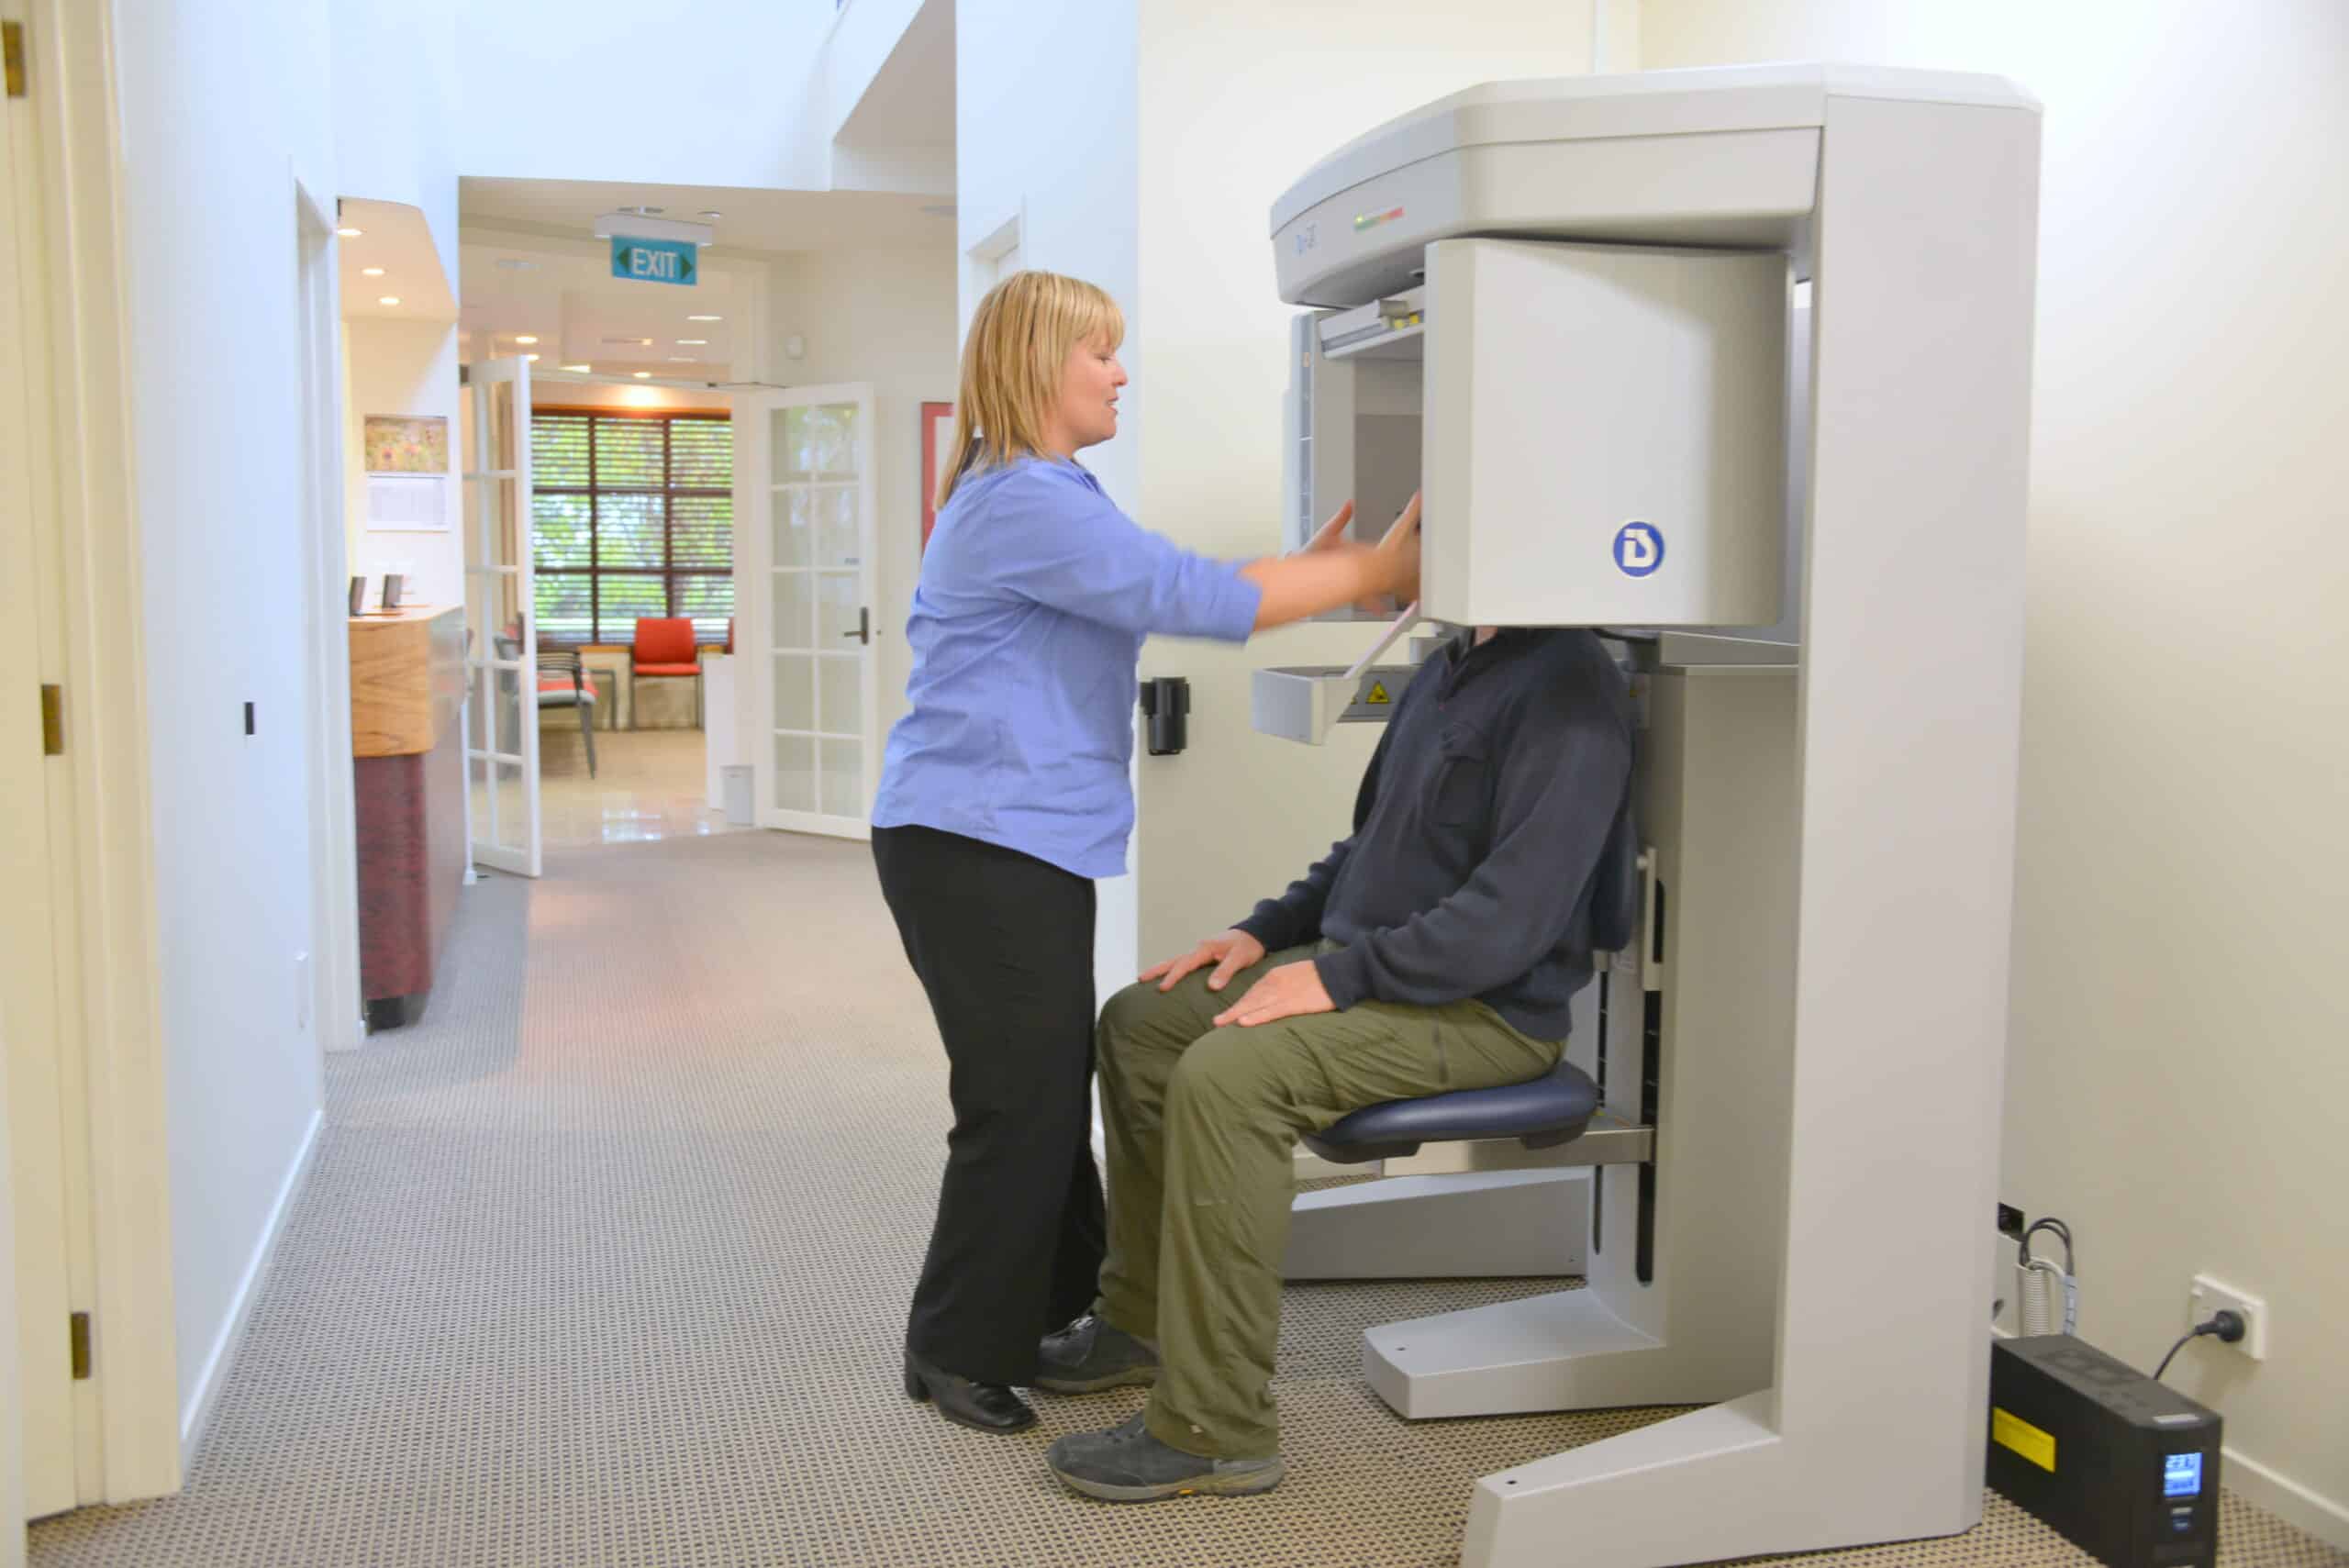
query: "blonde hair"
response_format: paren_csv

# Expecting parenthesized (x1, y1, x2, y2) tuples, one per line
(935, 270, 1125, 511)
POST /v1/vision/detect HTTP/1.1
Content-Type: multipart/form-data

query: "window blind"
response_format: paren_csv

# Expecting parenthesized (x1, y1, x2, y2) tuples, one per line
(529, 410, 735, 647)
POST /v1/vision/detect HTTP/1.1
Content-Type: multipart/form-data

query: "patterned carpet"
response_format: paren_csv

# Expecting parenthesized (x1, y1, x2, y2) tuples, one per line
(29, 831, 2346, 1566)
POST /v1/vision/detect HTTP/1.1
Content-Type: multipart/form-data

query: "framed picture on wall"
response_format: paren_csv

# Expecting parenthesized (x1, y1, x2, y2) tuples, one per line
(920, 400, 954, 552)
(362, 414, 452, 531)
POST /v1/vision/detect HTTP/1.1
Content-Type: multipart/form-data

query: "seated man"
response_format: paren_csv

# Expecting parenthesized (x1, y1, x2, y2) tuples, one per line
(1038, 623, 1635, 1502)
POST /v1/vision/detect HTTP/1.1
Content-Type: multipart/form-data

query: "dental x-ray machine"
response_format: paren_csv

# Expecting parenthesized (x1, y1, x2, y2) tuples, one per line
(1258, 64, 2040, 1568)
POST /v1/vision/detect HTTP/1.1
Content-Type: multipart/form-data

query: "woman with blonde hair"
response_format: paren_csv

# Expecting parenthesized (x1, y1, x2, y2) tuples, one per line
(873, 269, 1417, 1433)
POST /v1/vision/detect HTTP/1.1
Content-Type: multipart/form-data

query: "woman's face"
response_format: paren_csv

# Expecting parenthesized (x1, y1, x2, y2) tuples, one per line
(1052, 332, 1127, 453)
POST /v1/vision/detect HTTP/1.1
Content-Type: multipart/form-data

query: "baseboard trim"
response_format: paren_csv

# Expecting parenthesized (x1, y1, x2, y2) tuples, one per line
(2224, 1446, 2349, 1552)
(178, 1108, 325, 1455)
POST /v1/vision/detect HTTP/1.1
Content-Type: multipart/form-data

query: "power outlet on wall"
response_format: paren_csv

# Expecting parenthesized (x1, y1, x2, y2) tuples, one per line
(2188, 1273, 2266, 1361)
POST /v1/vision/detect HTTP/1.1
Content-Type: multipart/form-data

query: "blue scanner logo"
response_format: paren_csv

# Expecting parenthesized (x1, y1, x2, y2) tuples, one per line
(1614, 522, 1664, 578)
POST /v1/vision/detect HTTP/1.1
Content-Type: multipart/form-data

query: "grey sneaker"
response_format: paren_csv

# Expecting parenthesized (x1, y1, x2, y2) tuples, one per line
(1047, 1412, 1286, 1502)
(1035, 1312, 1161, 1393)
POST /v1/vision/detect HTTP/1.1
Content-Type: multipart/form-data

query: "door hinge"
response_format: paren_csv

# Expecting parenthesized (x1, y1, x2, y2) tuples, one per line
(70, 1312, 90, 1380)
(4, 22, 25, 100)
(40, 684, 63, 754)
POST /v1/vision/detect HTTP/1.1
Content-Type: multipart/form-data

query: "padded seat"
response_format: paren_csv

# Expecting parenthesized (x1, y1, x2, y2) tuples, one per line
(1303, 1057, 1600, 1165)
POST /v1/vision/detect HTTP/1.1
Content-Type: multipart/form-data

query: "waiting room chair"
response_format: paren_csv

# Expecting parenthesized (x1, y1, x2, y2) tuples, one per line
(537, 650, 598, 777)
(631, 617, 703, 728)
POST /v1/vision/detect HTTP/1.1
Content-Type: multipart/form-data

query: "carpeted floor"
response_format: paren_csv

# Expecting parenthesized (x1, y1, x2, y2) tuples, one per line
(28, 831, 2347, 1567)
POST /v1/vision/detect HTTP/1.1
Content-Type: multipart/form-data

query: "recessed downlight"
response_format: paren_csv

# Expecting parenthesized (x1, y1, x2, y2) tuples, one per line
(362, 266, 385, 277)
(633, 372, 652, 379)
(337, 227, 363, 239)
(561, 363, 591, 373)
(523, 354, 541, 361)
(686, 315, 722, 322)
(667, 356, 696, 363)
(676, 339, 707, 346)
(514, 335, 540, 345)
(377, 295, 402, 306)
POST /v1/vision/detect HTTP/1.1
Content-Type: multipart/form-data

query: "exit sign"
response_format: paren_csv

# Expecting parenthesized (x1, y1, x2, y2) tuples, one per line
(611, 237, 697, 286)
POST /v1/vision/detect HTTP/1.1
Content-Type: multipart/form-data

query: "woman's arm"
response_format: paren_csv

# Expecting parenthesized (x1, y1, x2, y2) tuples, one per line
(1241, 494, 1421, 630)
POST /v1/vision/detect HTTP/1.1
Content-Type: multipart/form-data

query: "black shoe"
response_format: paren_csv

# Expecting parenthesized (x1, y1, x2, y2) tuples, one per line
(1035, 1312, 1162, 1394)
(1047, 1412, 1286, 1502)
(903, 1351, 1038, 1433)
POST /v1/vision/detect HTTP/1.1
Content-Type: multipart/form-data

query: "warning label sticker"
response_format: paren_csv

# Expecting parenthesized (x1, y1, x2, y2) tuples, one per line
(1364, 683, 1390, 705)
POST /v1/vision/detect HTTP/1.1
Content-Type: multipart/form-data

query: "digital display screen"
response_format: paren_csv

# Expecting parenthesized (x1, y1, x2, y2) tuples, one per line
(2165, 1452, 2204, 1498)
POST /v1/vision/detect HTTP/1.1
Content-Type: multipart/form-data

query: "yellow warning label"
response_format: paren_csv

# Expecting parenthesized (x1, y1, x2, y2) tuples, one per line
(1365, 683, 1390, 705)
(1992, 1408, 2056, 1473)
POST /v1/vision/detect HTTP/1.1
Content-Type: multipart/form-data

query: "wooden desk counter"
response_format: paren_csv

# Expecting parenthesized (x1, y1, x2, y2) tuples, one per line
(349, 605, 466, 1029)
(351, 604, 467, 757)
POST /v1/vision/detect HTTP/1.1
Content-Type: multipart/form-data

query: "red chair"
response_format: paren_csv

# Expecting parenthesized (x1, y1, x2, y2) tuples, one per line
(631, 617, 703, 728)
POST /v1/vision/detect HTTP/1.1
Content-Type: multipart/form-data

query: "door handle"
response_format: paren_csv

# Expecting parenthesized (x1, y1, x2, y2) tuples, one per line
(841, 607, 872, 645)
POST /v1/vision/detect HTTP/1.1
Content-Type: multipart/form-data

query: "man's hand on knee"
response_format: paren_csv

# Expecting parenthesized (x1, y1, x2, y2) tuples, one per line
(1141, 929, 1265, 994)
(1212, 960, 1334, 1029)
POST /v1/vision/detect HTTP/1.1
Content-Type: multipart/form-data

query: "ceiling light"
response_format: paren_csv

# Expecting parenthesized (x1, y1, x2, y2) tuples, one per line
(633, 372, 652, 379)
(378, 296, 402, 306)
(640, 338, 655, 347)
(337, 227, 363, 239)
(687, 315, 722, 322)
(676, 339, 707, 345)
(561, 363, 591, 373)
(523, 353, 541, 361)
(667, 356, 696, 362)
(362, 266, 385, 277)
(514, 334, 539, 345)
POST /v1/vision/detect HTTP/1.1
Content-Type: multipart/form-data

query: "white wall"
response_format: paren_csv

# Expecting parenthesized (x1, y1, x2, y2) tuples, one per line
(955, 0, 1143, 991)
(115, 0, 341, 1435)
(116, 0, 461, 1442)
(1642, 0, 2349, 1536)
(1124, 1, 1598, 968)
(343, 319, 465, 614)
(333, 2, 461, 286)
(458, 2, 830, 191)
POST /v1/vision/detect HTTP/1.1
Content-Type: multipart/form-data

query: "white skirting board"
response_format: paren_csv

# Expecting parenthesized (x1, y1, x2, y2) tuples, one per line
(2223, 1448, 2349, 1554)
(178, 1109, 325, 1455)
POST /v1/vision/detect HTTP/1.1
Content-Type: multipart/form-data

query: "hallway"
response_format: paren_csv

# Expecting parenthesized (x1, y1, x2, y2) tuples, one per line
(26, 833, 2344, 1567)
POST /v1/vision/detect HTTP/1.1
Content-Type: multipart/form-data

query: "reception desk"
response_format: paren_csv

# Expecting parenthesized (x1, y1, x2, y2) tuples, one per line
(351, 605, 466, 1029)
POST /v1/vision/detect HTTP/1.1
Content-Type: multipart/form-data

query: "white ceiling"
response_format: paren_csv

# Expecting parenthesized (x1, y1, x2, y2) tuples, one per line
(460, 179, 954, 253)
(460, 236, 757, 382)
(339, 197, 457, 323)
(457, 182, 955, 382)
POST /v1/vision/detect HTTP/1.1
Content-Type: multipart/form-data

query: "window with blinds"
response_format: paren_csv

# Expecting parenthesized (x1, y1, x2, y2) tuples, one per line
(530, 410, 735, 647)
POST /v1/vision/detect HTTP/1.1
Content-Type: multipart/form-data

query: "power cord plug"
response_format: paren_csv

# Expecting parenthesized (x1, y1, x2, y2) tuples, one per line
(2154, 1309, 2246, 1381)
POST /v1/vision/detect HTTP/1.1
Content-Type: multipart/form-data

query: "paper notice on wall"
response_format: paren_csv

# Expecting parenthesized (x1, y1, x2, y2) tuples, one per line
(366, 473, 449, 531)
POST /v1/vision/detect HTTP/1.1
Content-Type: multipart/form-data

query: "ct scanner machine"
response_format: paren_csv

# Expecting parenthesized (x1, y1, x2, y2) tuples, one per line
(1254, 62, 2040, 1568)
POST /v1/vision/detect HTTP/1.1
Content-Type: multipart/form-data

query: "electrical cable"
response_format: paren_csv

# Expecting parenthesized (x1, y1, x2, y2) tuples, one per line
(2154, 1310, 2246, 1382)
(2016, 1217, 2078, 1336)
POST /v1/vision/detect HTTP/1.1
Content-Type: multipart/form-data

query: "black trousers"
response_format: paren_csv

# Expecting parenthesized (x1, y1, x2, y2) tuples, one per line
(871, 824, 1106, 1384)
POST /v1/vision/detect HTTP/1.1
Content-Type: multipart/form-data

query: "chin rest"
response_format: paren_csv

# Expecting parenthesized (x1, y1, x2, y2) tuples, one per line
(1303, 1057, 1600, 1165)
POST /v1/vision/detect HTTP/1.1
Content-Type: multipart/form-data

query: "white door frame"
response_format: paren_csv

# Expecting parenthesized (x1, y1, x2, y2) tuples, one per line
(295, 184, 362, 1053)
(738, 382, 881, 839)
(6, 0, 182, 1506)
(0, 0, 83, 1522)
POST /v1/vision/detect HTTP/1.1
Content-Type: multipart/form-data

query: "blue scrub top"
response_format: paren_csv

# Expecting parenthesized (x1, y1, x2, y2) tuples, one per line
(872, 457, 1262, 878)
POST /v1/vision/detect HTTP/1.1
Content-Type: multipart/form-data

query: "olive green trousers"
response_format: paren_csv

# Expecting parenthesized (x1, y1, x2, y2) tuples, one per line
(1090, 944, 1560, 1459)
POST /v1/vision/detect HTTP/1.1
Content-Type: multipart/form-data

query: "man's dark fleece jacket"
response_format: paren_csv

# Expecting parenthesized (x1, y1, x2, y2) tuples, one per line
(1233, 628, 1632, 1043)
